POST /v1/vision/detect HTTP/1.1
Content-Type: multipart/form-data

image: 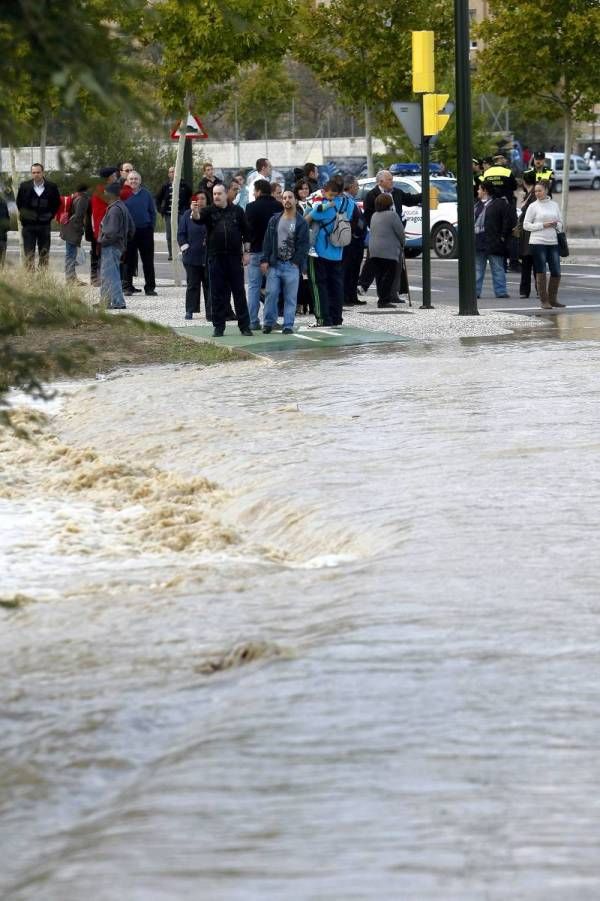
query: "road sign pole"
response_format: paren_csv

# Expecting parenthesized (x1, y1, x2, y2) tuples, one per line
(420, 98, 433, 309)
(454, 0, 478, 315)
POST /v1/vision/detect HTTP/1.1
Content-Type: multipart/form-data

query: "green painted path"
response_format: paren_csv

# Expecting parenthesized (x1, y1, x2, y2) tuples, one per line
(175, 324, 410, 353)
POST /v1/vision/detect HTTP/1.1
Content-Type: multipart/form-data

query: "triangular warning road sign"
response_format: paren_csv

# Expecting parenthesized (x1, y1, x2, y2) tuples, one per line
(170, 112, 209, 140)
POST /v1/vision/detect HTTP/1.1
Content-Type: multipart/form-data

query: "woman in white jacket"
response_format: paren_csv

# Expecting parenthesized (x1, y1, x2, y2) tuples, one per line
(523, 181, 565, 309)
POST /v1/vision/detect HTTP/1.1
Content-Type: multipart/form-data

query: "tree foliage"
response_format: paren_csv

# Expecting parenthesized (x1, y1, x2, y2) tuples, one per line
(0, 0, 151, 146)
(476, 0, 600, 221)
(294, 0, 454, 126)
(144, 0, 295, 113)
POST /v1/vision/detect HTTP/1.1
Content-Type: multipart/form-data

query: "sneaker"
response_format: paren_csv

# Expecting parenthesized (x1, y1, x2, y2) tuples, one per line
(240, 328, 253, 336)
(145, 290, 158, 296)
(262, 325, 272, 334)
(212, 327, 224, 337)
(496, 293, 510, 299)
(282, 327, 294, 334)
(184, 313, 193, 320)
(357, 285, 367, 296)
(131, 286, 142, 293)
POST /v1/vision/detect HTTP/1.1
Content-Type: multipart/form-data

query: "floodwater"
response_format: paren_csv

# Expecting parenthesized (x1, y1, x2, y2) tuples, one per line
(2, 323, 600, 900)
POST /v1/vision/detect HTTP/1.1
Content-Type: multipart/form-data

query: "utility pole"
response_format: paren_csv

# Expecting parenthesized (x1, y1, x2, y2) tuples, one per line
(454, 0, 478, 314)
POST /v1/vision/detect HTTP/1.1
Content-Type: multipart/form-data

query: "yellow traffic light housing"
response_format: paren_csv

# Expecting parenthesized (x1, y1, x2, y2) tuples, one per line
(412, 32, 435, 94)
(423, 93, 450, 136)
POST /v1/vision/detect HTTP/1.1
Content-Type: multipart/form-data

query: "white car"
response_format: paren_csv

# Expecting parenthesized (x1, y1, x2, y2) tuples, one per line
(357, 175, 459, 259)
(542, 153, 600, 192)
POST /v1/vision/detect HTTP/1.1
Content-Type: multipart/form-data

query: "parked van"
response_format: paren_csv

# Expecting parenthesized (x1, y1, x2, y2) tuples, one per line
(543, 153, 600, 192)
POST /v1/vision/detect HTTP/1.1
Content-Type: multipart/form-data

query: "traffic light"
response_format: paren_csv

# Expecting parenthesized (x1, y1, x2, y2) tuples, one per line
(423, 93, 450, 136)
(412, 31, 435, 94)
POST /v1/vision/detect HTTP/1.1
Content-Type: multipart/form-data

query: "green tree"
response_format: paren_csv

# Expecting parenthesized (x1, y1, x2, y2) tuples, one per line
(144, 0, 295, 114)
(222, 62, 297, 140)
(476, 0, 600, 225)
(294, 0, 454, 175)
(0, 0, 151, 146)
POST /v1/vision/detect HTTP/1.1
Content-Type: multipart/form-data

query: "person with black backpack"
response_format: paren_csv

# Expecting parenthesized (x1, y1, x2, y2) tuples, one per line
(304, 177, 354, 327)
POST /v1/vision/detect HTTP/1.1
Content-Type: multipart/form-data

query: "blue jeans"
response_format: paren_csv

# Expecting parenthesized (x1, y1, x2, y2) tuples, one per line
(531, 243, 561, 277)
(100, 244, 127, 308)
(264, 261, 300, 329)
(65, 242, 78, 281)
(475, 252, 507, 297)
(247, 252, 263, 329)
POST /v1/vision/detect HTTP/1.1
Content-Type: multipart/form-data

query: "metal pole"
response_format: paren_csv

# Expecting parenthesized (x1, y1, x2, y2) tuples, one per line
(420, 105, 433, 310)
(234, 100, 240, 168)
(455, 0, 478, 315)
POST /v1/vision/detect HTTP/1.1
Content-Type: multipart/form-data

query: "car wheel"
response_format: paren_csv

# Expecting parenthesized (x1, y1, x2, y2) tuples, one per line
(404, 247, 422, 258)
(431, 223, 458, 259)
(591, 177, 600, 190)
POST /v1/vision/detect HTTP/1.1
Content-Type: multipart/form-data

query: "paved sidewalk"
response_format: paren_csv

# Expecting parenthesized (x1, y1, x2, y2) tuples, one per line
(87, 277, 545, 342)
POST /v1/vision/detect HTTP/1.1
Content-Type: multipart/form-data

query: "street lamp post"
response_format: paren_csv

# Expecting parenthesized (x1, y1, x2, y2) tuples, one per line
(454, 0, 478, 315)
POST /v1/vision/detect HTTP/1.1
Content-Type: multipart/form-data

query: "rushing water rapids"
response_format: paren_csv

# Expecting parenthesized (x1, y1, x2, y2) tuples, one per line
(2, 332, 600, 899)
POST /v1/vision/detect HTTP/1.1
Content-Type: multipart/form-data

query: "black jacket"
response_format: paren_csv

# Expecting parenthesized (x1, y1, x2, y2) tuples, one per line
(16, 179, 61, 225)
(196, 176, 223, 202)
(155, 179, 192, 216)
(0, 198, 9, 242)
(474, 196, 514, 255)
(245, 195, 284, 252)
(194, 203, 249, 257)
(363, 184, 421, 227)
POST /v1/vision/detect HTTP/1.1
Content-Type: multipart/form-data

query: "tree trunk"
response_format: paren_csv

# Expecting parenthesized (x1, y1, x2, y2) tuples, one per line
(9, 145, 24, 263)
(171, 111, 188, 287)
(40, 116, 47, 169)
(560, 111, 573, 229)
(364, 101, 373, 177)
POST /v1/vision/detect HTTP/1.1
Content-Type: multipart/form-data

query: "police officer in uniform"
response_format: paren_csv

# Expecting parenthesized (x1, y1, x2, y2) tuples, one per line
(523, 150, 555, 196)
(482, 153, 518, 204)
(481, 153, 518, 270)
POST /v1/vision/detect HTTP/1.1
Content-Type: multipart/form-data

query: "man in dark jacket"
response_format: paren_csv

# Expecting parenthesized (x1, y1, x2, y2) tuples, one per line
(358, 169, 421, 296)
(196, 162, 222, 203)
(260, 191, 309, 334)
(244, 179, 283, 330)
(474, 181, 513, 299)
(0, 193, 10, 267)
(16, 163, 60, 269)
(59, 184, 89, 283)
(191, 183, 252, 337)
(155, 166, 192, 260)
(99, 182, 136, 309)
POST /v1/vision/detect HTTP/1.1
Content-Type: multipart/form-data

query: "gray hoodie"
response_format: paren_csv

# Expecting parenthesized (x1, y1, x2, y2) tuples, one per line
(99, 199, 135, 252)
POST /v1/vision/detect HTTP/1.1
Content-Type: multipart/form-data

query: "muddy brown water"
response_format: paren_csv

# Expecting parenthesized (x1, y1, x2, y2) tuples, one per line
(2, 328, 600, 899)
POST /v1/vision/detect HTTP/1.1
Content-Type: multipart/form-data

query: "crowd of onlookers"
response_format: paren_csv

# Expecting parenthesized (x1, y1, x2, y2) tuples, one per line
(0, 145, 575, 326)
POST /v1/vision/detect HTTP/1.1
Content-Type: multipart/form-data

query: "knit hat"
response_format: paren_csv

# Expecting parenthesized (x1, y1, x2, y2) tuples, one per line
(99, 166, 119, 178)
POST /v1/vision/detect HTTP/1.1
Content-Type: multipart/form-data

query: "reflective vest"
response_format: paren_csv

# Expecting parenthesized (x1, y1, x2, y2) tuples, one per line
(480, 165, 517, 203)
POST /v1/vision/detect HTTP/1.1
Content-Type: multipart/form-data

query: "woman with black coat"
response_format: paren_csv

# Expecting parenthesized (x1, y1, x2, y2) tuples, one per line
(177, 193, 209, 320)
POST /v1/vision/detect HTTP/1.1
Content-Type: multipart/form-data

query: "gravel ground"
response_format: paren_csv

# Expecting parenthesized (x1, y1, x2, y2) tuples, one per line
(88, 280, 546, 342)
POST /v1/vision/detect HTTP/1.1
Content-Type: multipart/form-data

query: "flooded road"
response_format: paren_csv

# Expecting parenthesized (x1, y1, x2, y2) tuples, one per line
(2, 325, 600, 899)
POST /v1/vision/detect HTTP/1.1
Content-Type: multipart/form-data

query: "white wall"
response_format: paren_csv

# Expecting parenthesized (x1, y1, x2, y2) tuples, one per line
(1, 137, 386, 176)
